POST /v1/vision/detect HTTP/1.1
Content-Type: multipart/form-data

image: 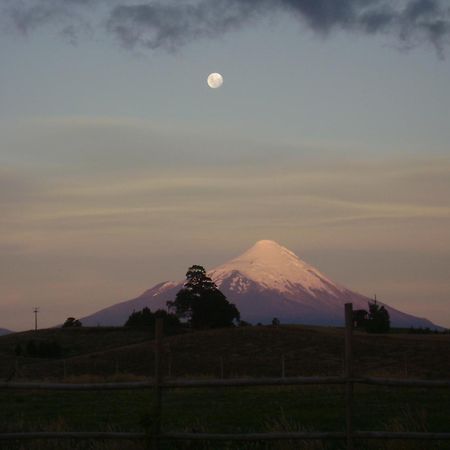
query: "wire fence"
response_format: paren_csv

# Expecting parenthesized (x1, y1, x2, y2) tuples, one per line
(1, 303, 450, 449)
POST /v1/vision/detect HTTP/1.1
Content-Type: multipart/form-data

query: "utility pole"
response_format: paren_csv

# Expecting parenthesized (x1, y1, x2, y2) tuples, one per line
(33, 307, 39, 331)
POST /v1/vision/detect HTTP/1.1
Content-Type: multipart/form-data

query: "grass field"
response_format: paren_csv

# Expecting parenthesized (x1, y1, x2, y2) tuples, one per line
(1, 385, 449, 449)
(1, 325, 450, 449)
(2, 325, 450, 379)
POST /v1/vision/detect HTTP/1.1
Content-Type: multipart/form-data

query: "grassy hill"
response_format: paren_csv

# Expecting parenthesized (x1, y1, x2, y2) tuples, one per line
(1, 325, 450, 380)
(0, 326, 152, 379)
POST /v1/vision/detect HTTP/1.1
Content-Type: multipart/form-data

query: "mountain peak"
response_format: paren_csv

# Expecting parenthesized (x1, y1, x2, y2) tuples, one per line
(253, 239, 282, 247)
(79, 240, 442, 329)
(243, 240, 298, 260)
(209, 240, 343, 297)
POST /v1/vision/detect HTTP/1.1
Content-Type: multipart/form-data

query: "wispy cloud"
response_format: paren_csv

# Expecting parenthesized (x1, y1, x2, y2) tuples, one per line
(2, 136, 449, 236)
(1, 0, 450, 53)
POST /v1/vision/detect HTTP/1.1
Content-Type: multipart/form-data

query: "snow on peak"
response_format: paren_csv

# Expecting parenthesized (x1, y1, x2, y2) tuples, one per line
(240, 240, 300, 261)
(209, 240, 344, 297)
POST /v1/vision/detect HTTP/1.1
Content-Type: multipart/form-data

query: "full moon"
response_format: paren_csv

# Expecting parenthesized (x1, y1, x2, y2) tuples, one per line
(207, 72, 223, 89)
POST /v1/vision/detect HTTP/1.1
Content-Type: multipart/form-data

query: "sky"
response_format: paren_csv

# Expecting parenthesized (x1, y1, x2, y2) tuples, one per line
(1, 0, 450, 331)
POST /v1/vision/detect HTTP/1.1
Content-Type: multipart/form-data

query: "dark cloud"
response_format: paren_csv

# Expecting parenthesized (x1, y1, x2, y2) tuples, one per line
(0, 0, 96, 36)
(107, 0, 450, 54)
(106, 1, 263, 51)
(2, 0, 450, 53)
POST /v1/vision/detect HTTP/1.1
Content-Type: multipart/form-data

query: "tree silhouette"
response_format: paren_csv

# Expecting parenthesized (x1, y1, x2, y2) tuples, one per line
(167, 265, 240, 329)
(62, 317, 82, 328)
(365, 300, 390, 333)
(353, 309, 368, 329)
(124, 307, 181, 333)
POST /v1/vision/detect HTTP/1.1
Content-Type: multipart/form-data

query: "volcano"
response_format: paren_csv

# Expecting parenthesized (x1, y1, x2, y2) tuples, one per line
(80, 240, 440, 329)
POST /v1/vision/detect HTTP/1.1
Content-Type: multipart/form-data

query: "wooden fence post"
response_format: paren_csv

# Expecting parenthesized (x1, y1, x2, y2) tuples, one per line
(152, 318, 163, 450)
(344, 303, 354, 450)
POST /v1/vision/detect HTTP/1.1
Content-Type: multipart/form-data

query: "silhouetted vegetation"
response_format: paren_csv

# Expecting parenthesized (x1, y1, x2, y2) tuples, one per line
(62, 317, 82, 328)
(353, 309, 369, 329)
(167, 265, 240, 329)
(365, 300, 390, 333)
(125, 307, 182, 334)
(353, 301, 390, 333)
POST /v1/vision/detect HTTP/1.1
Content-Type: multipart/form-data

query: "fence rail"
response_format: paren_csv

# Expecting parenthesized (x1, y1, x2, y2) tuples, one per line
(3, 376, 450, 391)
(2, 431, 450, 443)
(1, 303, 450, 449)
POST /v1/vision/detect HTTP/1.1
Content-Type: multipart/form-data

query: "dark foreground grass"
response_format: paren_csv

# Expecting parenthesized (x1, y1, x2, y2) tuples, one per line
(1, 385, 450, 450)
(1, 326, 449, 449)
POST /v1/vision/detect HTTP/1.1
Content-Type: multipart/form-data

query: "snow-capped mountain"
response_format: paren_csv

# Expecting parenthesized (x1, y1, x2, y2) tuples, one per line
(80, 240, 440, 329)
(210, 240, 347, 299)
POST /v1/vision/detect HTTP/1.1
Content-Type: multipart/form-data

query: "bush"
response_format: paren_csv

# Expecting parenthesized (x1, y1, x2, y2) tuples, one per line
(125, 307, 182, 334)
(62, 317, 82, 328)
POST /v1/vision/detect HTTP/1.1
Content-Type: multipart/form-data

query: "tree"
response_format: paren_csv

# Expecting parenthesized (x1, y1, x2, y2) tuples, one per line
(167, 265, 240, 329)
(124, 307, 181, 334)
(184, 264, 216, 292)
(272, 317, 280, 327)
(125, 307, 154, 328)
(353, 309, 368, 329)
(62, 317, 82, 328)
(365, 300, 390, 333)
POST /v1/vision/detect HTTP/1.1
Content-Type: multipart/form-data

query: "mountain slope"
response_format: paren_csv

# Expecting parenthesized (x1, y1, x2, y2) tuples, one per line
(80, 240, 440, 329)
(0, 328, 12, 336)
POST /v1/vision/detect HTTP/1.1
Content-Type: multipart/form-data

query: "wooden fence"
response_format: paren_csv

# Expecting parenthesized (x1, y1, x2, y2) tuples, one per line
(1, 303, 450, 449)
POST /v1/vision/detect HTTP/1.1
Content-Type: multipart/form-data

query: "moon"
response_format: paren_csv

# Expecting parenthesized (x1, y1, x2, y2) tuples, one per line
(207, 72, 223, 89)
